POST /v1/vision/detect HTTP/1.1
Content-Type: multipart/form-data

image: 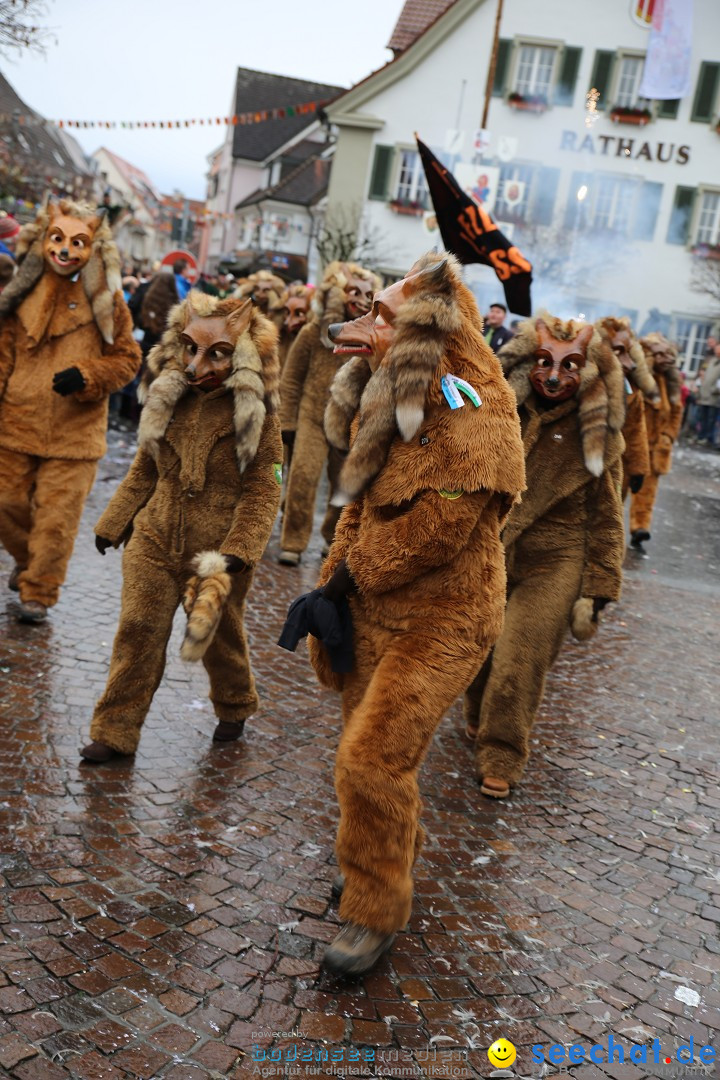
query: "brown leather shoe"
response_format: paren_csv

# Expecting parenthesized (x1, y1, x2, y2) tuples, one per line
(8, 565, 24, 591)
(322, 923, 395, 976)
(212, 720, 245, 742)
(479, 775, 511, 799)
(15, 600, 47, 624)
(80, 741, 119, 763)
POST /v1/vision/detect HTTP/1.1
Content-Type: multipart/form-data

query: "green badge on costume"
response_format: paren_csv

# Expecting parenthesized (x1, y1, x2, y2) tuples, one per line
(273, 463, 282, 486)
(439, 488, 464, 499)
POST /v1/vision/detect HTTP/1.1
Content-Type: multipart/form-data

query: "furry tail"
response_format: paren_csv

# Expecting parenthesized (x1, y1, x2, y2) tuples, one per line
(570, 597, 597, 641)
(181, 551, 232, 662)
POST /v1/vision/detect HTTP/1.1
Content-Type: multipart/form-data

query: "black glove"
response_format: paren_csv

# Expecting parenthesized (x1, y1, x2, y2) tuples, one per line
(592, 597, 610, 620)
(281, 430, 296, 448)
(629, 474, 644, 494)
(53, 367, 86, 396)
(322, 558, 357, 604)
(224, 555, 249, 574)
(95, 535, 112, 556)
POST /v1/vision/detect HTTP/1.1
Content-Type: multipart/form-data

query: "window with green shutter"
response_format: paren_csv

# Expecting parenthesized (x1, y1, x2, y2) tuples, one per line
(666, 186, 696, 244)
(368, 145, 394, 201)
(589, 50, 615, 111)
(691, 62, 720, 123)
(554, 47, 582, 107)
(657, 98, 680, 119)
(632, 181, 663, 242)
(492, 39, 512, 97)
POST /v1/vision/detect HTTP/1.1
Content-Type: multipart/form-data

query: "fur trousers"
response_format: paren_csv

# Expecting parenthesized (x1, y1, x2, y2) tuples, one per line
(465, 540, 584, 786)
(280, 413, 342, 554)
(629, 472, 660, 533)
(90, 531, 257, 754)
(0, 448, 97, 606)
(335, 613, 485, 935)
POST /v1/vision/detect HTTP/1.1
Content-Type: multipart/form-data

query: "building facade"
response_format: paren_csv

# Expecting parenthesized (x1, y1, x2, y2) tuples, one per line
(325, 0, 720, 370)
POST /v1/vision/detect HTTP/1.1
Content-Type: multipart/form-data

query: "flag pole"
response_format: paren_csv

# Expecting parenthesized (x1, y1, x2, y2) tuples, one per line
(480, 0, 504, 133)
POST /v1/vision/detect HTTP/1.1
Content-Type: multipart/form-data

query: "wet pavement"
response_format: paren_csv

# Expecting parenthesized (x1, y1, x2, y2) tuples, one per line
(0, 431, 719, 1080)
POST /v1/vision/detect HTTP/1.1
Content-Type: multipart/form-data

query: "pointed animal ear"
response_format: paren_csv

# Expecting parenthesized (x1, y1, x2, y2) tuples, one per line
(573, 324, 594, 350)
(410, 257, 448, 290)
(535, 317, 551, 342)
(84, 214, 103, 236)
(226, 298, 253, 338)
(47, 200, 60, 223)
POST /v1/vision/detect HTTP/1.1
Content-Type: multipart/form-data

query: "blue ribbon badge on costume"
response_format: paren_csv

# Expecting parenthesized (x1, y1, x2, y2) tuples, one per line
(441, 374, 482, 410)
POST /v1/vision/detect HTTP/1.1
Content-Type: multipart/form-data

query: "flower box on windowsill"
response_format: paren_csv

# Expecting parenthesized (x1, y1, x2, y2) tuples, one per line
(507, 93, 548, 114)
(388, 199, 425, 217)
(609, 107, 652, 126)
(691, 243, 720, 260)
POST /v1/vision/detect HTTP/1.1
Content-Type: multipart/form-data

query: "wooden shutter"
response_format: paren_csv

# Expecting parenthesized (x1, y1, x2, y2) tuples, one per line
(533, 167, 561, 225)
(657, 98, 680, 119)
(632, 181, 663, 241)
(666, 186, 696, 245)
(691, 62, 720, 123)
(554, 47, 582, 107)
(589, 50, 615, 111)
(368, 145, 394, 200)
(492, 39, 512, 97)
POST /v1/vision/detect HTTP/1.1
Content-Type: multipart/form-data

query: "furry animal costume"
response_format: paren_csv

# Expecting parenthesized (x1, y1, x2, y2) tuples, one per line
(308, 255, 525, 936)
(276, 284, 313, 371)
(629, 333, 682, 535)
(596, 317, 658, 499)
(279, 262, 382, 557)
(465, 314, 626, 791)
(88, 293, 282, 755)
(0, 199, 141, 608)
(234, 271, 286, 329)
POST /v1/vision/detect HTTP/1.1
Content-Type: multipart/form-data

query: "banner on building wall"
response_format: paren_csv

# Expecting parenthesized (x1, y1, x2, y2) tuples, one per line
(496, 135, 518, 163)
(454, 163, 500, 213)
(416, 136, 533, 316)
(638, 0, 694, 99)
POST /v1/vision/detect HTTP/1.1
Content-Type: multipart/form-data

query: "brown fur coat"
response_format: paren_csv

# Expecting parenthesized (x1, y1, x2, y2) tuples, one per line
(639, 334, 682, 474)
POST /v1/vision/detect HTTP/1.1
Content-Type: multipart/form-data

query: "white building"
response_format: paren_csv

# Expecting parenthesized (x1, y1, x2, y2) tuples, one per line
(203, 68, 342, 273)
(325, 0, 720, 371)
(93, 147, 162, 267)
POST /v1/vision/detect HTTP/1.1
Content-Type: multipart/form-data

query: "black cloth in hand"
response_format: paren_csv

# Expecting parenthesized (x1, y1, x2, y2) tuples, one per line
(322, 558, 357, 604)
(281, 430, 295, 448)
(277, 588, 354, 673)
(223, 555, 248, 574)
(95, 535, 112, 556)
(629, 474, 644, 494)
(592, 597, 610, 619)
(53, 367, 86, 396)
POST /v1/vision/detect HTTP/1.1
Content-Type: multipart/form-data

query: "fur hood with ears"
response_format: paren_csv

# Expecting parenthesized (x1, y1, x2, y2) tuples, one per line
(314, 261, 382, 347)
(325, 252, 524, 504)
(499, 311, 626, 477)
(0, 197, 122, 343)
(595, 316, 659, 401)
(234, 270, 286, 308)
(640, 332, 682, 405)
(138, 292, 280, 475)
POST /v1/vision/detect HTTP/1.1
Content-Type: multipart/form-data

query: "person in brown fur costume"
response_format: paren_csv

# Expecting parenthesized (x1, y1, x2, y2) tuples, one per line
(628, 332, 682, 554)
(596, 316, 658, 501)
(305, 254, 525, 974)
(0, 199, 141, 623)
(277, 283, 313, 371)
(234, 270, 286, 325)
(464, 314, 626, 799)
(278, 261, 381, 566)
(80, 292, 282, 763)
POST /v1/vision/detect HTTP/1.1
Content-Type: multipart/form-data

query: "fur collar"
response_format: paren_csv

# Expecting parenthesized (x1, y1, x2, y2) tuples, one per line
(138, 292, 280, 475)
(640, 332, 681, 405)
(499, 311, 625, 477)
(314, 261, 382, 347)
(0, 199, 121, 344)
(595, 316, 659, 402)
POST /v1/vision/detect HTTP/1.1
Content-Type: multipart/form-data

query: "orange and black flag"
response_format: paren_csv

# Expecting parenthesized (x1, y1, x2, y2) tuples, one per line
(416, 136, 533, 316)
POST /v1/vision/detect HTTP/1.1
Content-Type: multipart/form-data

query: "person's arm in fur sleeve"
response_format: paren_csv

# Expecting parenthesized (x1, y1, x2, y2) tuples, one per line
(0, 314, 17, 399)
(72, 294, 142, 402)
(623, 392, 650, 488)
(94, 445, 158, 549)
(315, 500, 365, 586)
(580, 459, 624, 604)
(220, 414, 283, 567)
(279, 325, 312, 434)
(345, 488, 495, 595)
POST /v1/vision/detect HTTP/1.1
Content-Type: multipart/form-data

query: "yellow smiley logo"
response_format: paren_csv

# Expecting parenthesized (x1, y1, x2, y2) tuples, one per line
(487, 1039, 517, 1068)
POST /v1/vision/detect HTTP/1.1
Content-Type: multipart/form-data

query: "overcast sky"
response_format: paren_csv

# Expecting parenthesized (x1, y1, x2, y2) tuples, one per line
(7, 0, 400, 199)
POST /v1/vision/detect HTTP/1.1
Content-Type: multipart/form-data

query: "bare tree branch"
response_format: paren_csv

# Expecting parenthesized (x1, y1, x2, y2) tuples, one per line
(0, 0, 55, 59)
(690, 254, 720, 313)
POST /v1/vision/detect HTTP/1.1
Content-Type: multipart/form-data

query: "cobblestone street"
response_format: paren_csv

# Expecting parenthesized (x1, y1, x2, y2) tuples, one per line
(0, 432, 719, 1080)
